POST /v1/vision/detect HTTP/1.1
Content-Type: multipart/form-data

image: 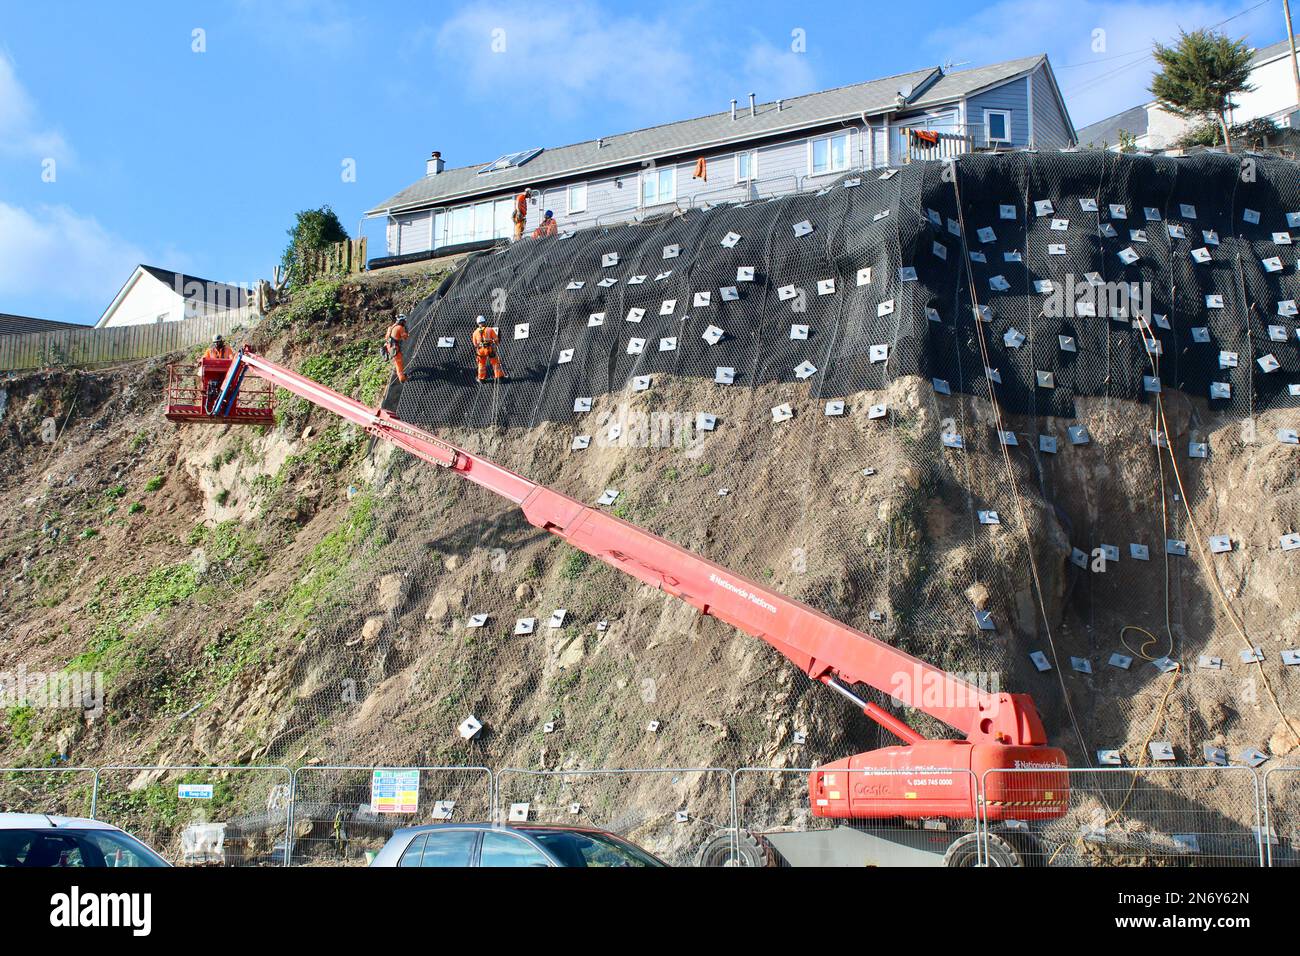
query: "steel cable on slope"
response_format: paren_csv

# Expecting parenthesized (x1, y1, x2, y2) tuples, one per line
(947, 161, 1093, 764)
(1133, 160, 1299, 746)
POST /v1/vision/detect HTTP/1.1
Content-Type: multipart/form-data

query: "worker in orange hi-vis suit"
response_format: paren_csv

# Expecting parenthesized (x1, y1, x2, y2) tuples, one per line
(472, 315, 505, 383)
(512, 189, 530, 241)
(532, 210, 558, 238)
(200, 334, 236, 410)
(202, 334, 234, 361)
(385, 315, 410, 383)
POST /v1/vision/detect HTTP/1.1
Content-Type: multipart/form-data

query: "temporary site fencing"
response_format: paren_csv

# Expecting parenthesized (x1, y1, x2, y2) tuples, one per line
(1, 763, 1295, 867)
(89, 766, 293, 867)
(1263, 766, 1299, 866)
(492, 767, 735, 868)
(287, 766, 493, 866)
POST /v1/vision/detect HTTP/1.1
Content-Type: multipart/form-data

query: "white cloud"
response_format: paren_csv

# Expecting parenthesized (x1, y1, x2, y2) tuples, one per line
(0, 54, 70, 161)
(0, 203, 154, 318)
(923, 0, 1279, 129)
(434, 4, 819, 127)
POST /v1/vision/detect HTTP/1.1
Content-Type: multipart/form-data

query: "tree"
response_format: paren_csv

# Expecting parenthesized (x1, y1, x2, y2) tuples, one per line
(1150, 29, 1255, 153)
(1175, 116, 1281, 151)
(281, 205, 349, 289)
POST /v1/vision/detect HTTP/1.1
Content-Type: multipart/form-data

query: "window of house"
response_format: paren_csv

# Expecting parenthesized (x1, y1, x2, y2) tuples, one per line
(735, 150, 757, 183)
(493, 198, 514, 239)
(567, 182, 587, 214)
(640, 166, 676, 206)
(473, 200, 495, 241)
(449, 205, 474, 245)
(985, 110, 1012, 145)
(809, 131, 852, 176)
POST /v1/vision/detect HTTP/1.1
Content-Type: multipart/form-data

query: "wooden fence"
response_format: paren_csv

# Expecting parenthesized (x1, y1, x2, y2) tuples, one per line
(309, 237, 367, 278)
(0, 308, 263, 373)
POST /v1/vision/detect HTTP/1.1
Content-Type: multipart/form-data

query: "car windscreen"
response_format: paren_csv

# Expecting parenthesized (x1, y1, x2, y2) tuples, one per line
(0, 829, 169, 867)
(526, 830, 666, 867)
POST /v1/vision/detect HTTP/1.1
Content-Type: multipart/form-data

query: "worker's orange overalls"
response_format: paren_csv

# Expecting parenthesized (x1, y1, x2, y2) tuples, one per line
(512, 193, 528, 241)
(200, 345, 234, 410)
(532, 217, 557, 239)
(386, 322, 409, 382)
(472, 325, 504, 381)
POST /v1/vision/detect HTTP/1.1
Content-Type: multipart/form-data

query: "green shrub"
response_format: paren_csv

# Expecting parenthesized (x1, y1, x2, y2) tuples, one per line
(144, 476, 164, 493)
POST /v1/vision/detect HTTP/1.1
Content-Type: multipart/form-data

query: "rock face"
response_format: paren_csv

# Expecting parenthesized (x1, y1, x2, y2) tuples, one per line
(1, 253, 1295, 863)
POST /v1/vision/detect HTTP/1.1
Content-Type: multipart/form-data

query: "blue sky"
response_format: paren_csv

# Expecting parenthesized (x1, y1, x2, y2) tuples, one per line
(0, 0, 1288, 324)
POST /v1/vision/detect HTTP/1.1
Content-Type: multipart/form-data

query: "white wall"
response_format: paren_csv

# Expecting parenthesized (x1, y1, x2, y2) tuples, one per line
(1234, 54, 1300, 123)
(100, 272, 185, 328)
(1144, 105, 1191, 150)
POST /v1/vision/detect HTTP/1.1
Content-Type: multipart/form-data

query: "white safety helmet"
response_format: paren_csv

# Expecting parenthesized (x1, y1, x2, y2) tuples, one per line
(475, 315, 487, 325)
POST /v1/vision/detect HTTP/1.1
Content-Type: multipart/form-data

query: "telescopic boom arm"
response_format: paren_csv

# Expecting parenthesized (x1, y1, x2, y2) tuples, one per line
(233, 348, 1048, 749)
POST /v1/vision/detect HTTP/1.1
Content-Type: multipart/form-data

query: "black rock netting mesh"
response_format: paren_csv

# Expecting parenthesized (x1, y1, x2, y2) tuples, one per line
(290, 151, 1298, 792)
(390, 151, 1300, 427)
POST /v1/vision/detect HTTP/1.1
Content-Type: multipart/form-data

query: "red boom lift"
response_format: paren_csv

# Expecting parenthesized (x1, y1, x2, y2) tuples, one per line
(168, 349, 1069, 866)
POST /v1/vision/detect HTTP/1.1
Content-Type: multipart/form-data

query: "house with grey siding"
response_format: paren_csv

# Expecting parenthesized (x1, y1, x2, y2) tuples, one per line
(365, 53, 1074, 261)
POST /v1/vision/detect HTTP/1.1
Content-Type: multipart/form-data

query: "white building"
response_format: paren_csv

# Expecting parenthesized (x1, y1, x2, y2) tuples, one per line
(1077, 36, 1300, 151)
(96, 265, 249, 329)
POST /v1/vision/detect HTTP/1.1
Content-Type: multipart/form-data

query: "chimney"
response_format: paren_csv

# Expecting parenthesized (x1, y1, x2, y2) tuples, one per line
(426, 150, 445, 176)
(776, 99, 783, 112)
(730, 98, 737, 121)
(749, 93, 756, 116)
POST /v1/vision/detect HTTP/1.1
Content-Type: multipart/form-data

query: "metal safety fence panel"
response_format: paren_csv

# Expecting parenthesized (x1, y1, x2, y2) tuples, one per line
(733, 767, 983, 867)
(1263, 767, 1300, 867)
(92, 765, 292, 867)
(493, 768, 734, 868)
(288, 766, 494, 867)
(0, 767, 99, 818)
(982, 766, 1265, 867)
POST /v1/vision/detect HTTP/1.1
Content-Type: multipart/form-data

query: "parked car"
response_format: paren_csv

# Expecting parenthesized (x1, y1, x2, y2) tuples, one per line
(370, 823, 668, 868)
(0, 814, 170, 868)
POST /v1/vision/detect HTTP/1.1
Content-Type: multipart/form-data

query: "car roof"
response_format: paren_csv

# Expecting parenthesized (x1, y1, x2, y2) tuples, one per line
(392, 822, 618, 837)
(0, 813, 122, 831)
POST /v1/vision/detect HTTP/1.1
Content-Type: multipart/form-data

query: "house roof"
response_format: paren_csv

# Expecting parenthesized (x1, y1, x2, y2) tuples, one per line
(366, 54, 1056, 216)
(909, 54, 1047, 107)
(138, 266, 249, 305)
(96, 265, 250, 328)
(1250, 36, 1299, 67)
(0, 312, 85, 336)
(1076, 104, 1151, 148)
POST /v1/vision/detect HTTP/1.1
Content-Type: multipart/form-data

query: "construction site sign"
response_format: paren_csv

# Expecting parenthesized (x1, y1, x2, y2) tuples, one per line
(370, 769, 420, 814)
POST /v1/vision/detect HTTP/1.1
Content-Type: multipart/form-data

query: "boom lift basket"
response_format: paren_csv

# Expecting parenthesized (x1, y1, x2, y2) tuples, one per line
(165, 355, 276, 426)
